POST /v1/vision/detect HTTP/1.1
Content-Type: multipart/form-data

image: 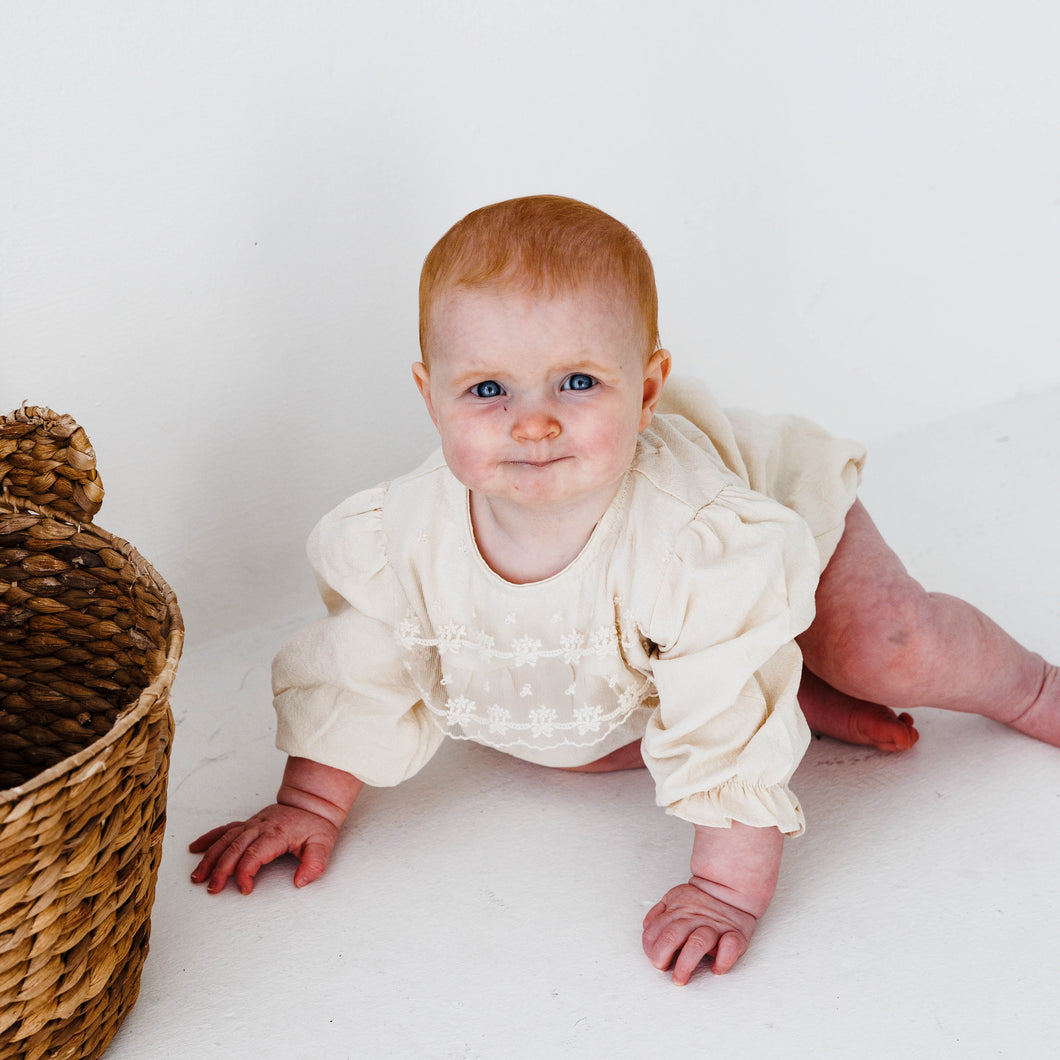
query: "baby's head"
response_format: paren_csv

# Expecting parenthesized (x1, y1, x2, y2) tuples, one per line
(418, 195, 660, 364)
(412, 196, 671, 527)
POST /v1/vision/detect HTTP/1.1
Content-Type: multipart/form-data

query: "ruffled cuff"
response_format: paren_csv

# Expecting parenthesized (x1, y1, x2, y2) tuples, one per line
(663, 779, 806, 837)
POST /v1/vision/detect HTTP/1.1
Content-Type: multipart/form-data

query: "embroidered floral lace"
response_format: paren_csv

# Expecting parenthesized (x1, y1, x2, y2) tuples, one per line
(396, 606, 656, 750)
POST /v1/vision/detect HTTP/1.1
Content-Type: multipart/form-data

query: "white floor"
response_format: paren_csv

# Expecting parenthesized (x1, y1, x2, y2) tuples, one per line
(107, 388, 1060, 1059)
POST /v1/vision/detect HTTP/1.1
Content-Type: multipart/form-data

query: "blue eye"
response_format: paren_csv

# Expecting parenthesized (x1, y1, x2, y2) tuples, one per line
(470, 380, 505, 399)
(563, 373, 596, 392)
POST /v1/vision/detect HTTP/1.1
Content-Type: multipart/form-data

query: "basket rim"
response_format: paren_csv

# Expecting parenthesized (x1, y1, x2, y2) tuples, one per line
(0, 496, 185, 805)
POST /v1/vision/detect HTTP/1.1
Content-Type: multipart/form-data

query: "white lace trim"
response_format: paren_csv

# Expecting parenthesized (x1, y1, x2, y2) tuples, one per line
(396, 613, 627, 664)
(413, 672, 653, 746)
(396, 609, 654, 750)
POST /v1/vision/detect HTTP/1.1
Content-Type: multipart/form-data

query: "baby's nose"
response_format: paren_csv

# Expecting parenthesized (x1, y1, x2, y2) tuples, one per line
(511, 406, 561, 442)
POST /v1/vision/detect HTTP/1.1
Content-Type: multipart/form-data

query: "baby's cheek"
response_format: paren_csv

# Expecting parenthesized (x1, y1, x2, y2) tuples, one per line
(441, 444, 475, 488)
(589, 425, 638, 473)
(441, 435, 493, 491)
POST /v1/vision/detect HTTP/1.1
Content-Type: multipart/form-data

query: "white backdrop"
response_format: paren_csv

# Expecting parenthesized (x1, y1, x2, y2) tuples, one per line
(4, 1, 1059, 646)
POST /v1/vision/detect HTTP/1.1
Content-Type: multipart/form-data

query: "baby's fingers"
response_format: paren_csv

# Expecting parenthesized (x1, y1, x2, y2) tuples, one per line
(189, 822, 244, 854)
(671, 925, 723, 986)
(642, 913, 699, 972)
(229, 827, 300, 895)
(189, 822, 249, 889)
(193, 822, 271, 895)
(292, 839, 333, 888)
(642, 884, 757, 984)
(711, 930, 749, 976)
(643, 899, 667, 928)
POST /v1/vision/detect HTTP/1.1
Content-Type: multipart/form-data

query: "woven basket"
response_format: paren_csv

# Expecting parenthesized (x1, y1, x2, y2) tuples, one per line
(0, 406, 184, 1060)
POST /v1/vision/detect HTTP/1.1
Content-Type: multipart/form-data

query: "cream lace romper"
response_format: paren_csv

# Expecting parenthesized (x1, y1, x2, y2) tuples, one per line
(273, 382, 865, 835)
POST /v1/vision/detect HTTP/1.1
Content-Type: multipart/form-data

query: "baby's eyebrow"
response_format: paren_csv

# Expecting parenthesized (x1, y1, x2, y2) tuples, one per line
(448, 367, 504, 389)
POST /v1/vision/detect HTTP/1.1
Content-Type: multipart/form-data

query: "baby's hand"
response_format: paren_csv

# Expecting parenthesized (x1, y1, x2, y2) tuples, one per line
(190, 756, 362, 896)
(642, 880, 759, 984)
(189, 804, 339, 895)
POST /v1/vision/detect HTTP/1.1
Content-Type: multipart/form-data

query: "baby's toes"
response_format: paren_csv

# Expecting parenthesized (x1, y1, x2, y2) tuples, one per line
(851, 703, 919, 752)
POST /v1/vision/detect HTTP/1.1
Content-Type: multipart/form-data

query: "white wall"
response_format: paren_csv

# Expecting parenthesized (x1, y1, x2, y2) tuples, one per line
(4, 1, 1059, 646)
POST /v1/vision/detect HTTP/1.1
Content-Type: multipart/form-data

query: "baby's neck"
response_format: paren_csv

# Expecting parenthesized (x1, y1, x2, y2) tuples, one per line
(469, 488, 619, 584)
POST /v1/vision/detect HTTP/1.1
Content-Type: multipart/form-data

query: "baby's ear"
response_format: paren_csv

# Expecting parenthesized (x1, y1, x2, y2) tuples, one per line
(639, 349, 672, 431)
(412, 362, 438, 425)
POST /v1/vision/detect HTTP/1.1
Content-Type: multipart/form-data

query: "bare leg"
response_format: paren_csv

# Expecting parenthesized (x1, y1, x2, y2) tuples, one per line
(567, 498, 1057, 762)
(561, 741, 645, 772)
(798, 500, 1060, 746)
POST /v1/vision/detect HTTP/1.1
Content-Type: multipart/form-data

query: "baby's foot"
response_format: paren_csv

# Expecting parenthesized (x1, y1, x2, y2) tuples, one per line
(799, 669, 919, 752)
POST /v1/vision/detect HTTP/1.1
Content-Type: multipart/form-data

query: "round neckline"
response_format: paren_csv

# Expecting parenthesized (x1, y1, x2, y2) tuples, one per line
(462, 473, 633, 589)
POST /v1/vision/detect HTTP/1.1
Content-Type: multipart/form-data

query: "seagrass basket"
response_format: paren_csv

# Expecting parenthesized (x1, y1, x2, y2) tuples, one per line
(0, 406, 184, 1060)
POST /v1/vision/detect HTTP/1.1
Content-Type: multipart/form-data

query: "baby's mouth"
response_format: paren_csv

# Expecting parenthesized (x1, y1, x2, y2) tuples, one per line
(510, 456, 567, 468)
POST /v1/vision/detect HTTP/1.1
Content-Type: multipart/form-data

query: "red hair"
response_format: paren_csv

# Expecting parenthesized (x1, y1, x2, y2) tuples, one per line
(419, 195, 659, 360)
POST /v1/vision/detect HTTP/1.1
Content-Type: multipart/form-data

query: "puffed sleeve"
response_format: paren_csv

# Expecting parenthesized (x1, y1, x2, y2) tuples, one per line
(272, 487, 446, 786)
(642, 486, 819, 835)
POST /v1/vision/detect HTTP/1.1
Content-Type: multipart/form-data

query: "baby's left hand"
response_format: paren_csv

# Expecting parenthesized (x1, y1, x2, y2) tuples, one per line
(642, 880, 758, 985)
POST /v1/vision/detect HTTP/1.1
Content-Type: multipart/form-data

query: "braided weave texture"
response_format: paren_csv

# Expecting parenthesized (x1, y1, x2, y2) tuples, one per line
(0, 406, 184, 1059)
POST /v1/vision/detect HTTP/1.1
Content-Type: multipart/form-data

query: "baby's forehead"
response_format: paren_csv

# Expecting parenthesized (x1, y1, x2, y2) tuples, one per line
(422, 274, 655, 365)
(425, 284, 653, 377)
(434, 278, 636, 318)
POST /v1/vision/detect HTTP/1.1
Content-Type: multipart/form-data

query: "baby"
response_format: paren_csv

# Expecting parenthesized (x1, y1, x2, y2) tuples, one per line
(191, 195, 1060, 985)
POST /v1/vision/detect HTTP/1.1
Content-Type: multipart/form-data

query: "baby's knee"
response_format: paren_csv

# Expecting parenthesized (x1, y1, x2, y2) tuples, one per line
(816, 584, 943, 706)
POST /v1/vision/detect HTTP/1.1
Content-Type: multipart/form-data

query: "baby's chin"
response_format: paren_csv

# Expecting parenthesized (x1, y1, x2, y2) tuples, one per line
(472, 467, 628, 512)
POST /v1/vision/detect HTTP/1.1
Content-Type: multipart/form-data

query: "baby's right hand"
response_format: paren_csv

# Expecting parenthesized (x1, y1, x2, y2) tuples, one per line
(189, 804, 339, 895)
(190, 756, 363, 895)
